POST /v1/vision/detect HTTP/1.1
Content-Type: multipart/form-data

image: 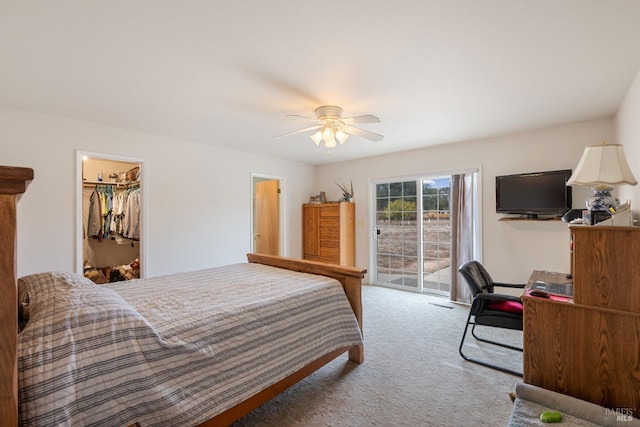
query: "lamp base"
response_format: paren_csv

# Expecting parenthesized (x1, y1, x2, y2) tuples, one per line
(585, 188, 617, 211)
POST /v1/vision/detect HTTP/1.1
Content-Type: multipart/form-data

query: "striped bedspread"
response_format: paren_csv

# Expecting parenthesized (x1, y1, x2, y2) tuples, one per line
(18, 263, 363, 426)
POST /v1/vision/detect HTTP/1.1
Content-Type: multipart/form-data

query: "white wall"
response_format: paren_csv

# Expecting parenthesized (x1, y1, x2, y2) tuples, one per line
(1, 106, 315, 277)
(616, 70, 640, 210)
(3, 92, 632, 284)
(314, 119, 613, 283)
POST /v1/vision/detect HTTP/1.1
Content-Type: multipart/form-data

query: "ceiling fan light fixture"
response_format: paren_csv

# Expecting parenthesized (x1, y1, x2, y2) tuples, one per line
(322, 126, 334, 142)
(310, 130, 323, 145)
(335, 129, 349, 144)
(276, 105, 383, 153)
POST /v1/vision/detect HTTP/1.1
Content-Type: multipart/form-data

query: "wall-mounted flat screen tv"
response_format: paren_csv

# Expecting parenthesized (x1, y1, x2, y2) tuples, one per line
(496, 169, 572, 217)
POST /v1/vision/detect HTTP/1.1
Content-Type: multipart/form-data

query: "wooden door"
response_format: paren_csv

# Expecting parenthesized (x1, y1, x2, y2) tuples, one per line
(255, 180, 279, 255)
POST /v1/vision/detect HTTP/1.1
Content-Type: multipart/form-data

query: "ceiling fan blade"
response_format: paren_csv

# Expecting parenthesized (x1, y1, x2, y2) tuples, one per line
(273, 125, 322, 139)
(344, 125, 384, 142)
(342, 114, 380, 125)
(286, 114, 316, 121)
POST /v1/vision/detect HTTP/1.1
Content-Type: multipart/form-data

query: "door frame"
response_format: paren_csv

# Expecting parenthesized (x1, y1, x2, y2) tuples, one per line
(250, 173, 286, 256)
(75, 150, 147, 277)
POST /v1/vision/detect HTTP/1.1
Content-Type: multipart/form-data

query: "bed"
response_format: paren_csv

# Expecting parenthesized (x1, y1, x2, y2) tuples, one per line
(0, 165, 366, 426)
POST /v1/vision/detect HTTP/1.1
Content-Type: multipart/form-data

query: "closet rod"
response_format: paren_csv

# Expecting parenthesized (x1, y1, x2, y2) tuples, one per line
(83, 180, 140, 188)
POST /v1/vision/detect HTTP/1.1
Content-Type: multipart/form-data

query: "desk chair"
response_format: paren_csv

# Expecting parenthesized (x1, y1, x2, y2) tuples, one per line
(458, 260, 525, 376)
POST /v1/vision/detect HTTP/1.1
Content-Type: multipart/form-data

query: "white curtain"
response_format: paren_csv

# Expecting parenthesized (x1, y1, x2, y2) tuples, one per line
(450, 173, 475, 304)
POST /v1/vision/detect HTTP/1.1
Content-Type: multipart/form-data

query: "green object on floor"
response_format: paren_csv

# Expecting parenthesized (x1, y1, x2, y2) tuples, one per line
(540, 411, 563, 423)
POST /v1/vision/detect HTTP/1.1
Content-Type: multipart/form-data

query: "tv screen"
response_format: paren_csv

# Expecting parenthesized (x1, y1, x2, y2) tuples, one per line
(496, 169, 572, 217)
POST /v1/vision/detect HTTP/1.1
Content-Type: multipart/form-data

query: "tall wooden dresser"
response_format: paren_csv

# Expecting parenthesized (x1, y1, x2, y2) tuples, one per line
(523, 226, 640, 414)
(302, 202, 355, 266)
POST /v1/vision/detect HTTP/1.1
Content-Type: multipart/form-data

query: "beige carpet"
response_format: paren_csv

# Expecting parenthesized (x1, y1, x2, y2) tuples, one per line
(233, 285, 522, 426)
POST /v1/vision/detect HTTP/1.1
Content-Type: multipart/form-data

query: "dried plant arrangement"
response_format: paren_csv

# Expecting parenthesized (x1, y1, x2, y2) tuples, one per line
(336, 181, 354, 202)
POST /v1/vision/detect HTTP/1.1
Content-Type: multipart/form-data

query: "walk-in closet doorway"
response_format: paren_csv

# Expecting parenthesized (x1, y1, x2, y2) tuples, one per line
(76, 151, 146, 281)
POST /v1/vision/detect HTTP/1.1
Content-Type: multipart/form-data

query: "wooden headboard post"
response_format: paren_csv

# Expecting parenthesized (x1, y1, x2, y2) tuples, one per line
(0, 166, 34, 425)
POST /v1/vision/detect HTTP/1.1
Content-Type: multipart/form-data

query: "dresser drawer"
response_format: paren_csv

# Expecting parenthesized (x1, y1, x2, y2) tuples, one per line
(320, 206, 340, 218)
(320, 227, 340, 241)
(319, 246, 340, 260)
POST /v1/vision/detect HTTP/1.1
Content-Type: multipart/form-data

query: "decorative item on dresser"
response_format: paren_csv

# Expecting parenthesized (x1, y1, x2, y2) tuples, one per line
(336, 181, 354, 202)
(522, 225, 640, 415)
(0, 164, 366, 426)
(303, 202, 356, 266)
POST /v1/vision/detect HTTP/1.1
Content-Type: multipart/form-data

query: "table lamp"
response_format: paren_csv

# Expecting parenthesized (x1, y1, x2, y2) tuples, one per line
(566, 141, 637, 211)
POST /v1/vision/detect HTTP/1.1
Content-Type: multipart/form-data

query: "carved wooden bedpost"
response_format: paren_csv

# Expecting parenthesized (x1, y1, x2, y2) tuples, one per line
(0, 166, 34, 425)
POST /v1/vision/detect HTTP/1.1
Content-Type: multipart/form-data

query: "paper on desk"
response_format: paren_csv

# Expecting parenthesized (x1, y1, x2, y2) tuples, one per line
(595, 202, 632, 226)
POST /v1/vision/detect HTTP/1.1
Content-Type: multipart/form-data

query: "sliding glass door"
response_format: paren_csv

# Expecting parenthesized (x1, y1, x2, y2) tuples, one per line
(371, 172, 476, 296)
(374, 180, 420, 291)
(422, 177, 452, 296)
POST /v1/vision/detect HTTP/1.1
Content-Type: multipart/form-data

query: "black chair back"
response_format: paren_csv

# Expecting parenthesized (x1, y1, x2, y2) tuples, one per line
(459, 260, 495, 295)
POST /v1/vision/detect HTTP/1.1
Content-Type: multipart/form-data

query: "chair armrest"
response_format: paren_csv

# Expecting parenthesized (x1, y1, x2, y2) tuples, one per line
(474, 293, 522, 303)
(493, 282, 526, 289)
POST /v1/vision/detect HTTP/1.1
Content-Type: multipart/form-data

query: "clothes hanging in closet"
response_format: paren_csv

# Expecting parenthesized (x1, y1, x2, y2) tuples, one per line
(87, 185, 113, 241)
(87, 188, 104, 241)
(122, 186, 140, 241)
(87, 184, 140, 242)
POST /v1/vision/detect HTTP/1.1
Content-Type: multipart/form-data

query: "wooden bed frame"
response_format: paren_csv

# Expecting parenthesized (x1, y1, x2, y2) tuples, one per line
(0, 165, 365, 426)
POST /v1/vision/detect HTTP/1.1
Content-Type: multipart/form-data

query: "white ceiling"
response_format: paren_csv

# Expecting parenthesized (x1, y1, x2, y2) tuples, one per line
(2, 1, 640, 165)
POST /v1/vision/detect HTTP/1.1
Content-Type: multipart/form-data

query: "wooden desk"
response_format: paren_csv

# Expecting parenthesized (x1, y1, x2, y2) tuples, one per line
(523, 269, 640, 415)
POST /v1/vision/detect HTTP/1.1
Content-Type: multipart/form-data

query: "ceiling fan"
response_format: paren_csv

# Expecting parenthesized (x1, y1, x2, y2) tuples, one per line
(275, 105, 383, 149)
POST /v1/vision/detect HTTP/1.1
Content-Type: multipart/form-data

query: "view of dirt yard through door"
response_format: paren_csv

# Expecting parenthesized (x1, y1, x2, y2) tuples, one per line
(377, 214, 451, 291)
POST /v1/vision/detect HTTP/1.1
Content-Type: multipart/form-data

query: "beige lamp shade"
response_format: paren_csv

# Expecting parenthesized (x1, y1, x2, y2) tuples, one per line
(566, 142, 637, 188)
